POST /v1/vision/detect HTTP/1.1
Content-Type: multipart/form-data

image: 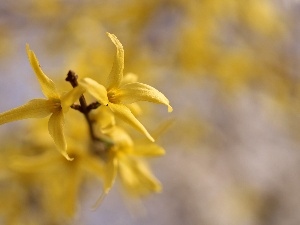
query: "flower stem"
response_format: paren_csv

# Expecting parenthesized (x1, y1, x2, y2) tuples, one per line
(65, 70, 113, 153)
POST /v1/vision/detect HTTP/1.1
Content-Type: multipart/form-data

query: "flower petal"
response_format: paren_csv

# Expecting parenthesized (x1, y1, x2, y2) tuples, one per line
(92, 155, 118, 209)
(118, 157, 162, 197)
(81, 154, 106, 178)
(125, 103, 142, 116)
(10, 152, 59, 173)
(63, 167, 82, 216)
(48, 111, 73, 161)
(60, 86, 86, 113)
(108, 103, 154, 142)
(106, 33, 124, 91)
(26, 44, 60, 99)
(108, 126, 133, 148)
(133, 143, 165, 157)
(117, 82, 173, 112)
(79, 78, 108, 105)
(134, 160, 162, 193)
(120, 73, 138, 85)
(90, 106, 115, 133)
(0, 99, 53, 125)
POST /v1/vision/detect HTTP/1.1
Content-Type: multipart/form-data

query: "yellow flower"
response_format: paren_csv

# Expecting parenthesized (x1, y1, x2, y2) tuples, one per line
(9, 142, 106, 218)
(0, 44, 84, 160)
(93, 126, 165, 207)
(80, 33, 173, 142)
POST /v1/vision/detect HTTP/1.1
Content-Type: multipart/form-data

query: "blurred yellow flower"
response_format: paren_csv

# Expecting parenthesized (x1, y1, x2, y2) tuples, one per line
(80, 33, 173, 142)
(93, 126, 165, 207)
(0, 44, 84, 160)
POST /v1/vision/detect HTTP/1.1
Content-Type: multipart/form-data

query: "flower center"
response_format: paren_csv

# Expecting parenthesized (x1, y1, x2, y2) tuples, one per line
(107, 90, 120, 104)
(50, 99, 62, 113)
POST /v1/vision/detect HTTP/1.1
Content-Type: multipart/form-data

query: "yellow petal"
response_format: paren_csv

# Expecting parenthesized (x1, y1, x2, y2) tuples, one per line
(48, 111, 73, 161)
(0, 99, 53, 125)
(134, 160, 162, 193)
(118, 158, 139, 188)
(108, 103, 154, 142)
(79, 78, 108, 105)
(126, 103, 142, 116)
(64, 168, 82, 216)
(118, 157, 162, 196)
(60, 86, 85, 113)
(10, 152, 59, 173)
(121, 73, 138, 85)
(81, 154, 105, 178)
(26, 44, 60, 99)
(106, 33, 124, 91)
(151, 118, 175, 140)
(117, 82, 173, 112)
(92, 155, 118, 209)
(133, 143, 165, 157)
(90, 106, 115, 133)
(108, 126, 133, 148)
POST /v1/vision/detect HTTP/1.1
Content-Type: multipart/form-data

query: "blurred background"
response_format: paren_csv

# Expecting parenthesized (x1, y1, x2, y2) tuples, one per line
(1, 0, 300, 224)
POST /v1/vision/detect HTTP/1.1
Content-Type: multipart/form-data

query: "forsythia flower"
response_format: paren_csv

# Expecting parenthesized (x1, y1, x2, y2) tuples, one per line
(80, 33, 172, 142)
(9, 140, 106, 219)
(93, 126, 165, 207)
(0, 44, 84, 160)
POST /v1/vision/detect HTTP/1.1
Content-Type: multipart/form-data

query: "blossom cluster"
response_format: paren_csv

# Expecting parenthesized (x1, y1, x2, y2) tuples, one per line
(0, 33, 172, 223)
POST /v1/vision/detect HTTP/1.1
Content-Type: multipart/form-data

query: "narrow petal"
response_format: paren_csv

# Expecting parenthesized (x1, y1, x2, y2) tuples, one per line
(108, 126, 133, 148)
(108, 103, 154, 142)
(79, 78, 108, 105)
(26, 44, 60, 99)
(106, 33, 124, 91)
(63, 168, 82, 216)
(60, 86, 86, 113)
(135, 160, 162, 193)
(92, 155, 118, 209)
(90, 106, 115, 133)
(10, 152, 59, 173)
(133, 143, 165, 157)
(118, 158, 139, 189)
(151, 118, 175, 140)
(48, 111, 73, 161)
(126, 103, 142, 116)
(119, 157, 162, 196)
(0, 99, 53, 125)
(121, 73, 138, 85)
(81, 154, 106, 178)
(117, 82, 173, 112)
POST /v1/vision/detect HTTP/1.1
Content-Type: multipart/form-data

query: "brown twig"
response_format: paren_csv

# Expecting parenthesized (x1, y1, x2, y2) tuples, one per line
(65, 70, 113, 153)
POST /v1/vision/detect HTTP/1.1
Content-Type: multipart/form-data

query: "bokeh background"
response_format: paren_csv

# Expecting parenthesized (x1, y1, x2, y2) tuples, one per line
(1, 0, 300, 224)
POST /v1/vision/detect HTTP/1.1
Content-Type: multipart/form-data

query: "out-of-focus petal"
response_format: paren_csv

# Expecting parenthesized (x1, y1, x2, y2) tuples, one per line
(26, 44, 60, 99)
(106, 33, 124, 91)
(90, 106, 115, 133)
(81, 154, 105, 178)
(126, 103, 142, 116)
(108, 126, 133, 148)
(121, 73, 138, 85)
(135, 159, 162, 193)
(48, 111, 72, 161)
(151, 118, 175, 140)
(118, 157, 139, 188)
(9, 152, 59, 173)
(133, 143, 165, 157)
(117, 82, 173, 112)
(63, 167, 82, 216)
(108, 103, 154, 142)
(0, 99, 53, 125)
(92, 155, 118, 209)
(79, 78, 108, 105)
(118, 157, 162, 197)
(60, 86, 85, 113)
